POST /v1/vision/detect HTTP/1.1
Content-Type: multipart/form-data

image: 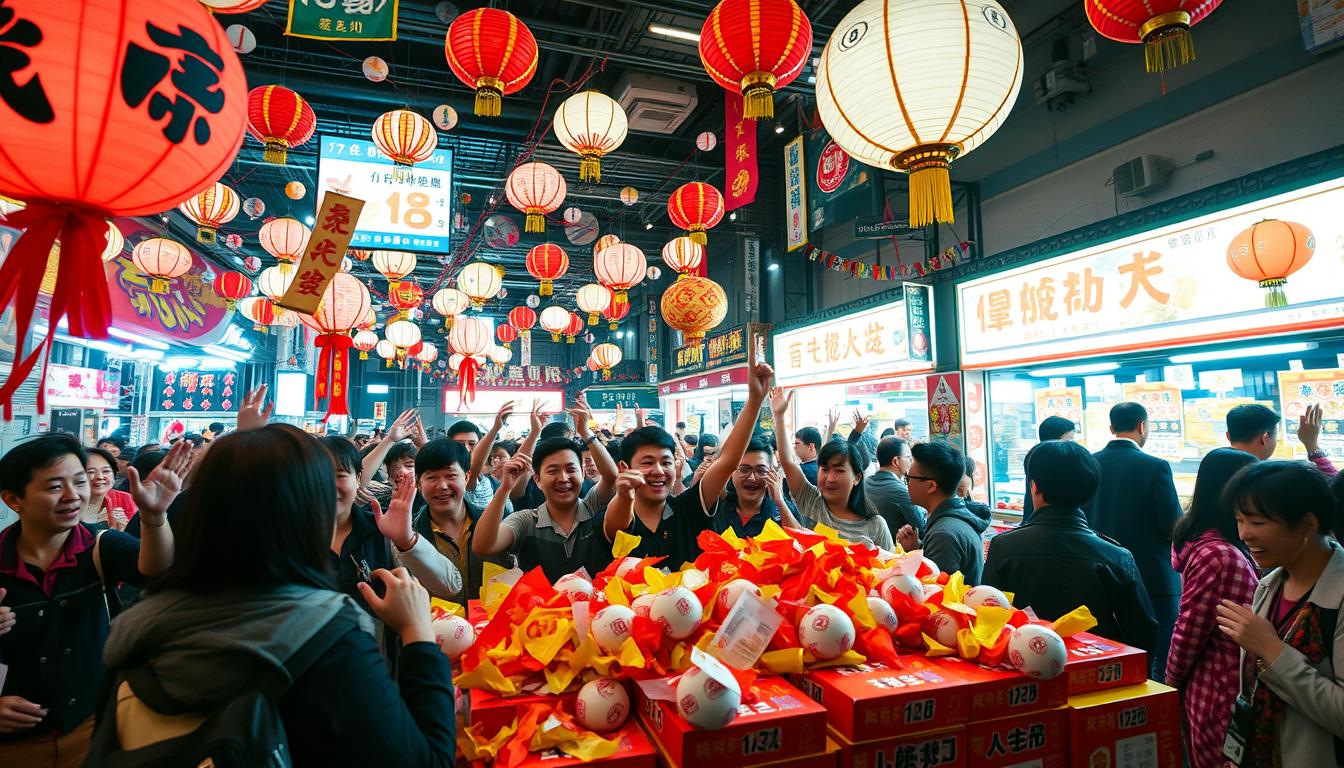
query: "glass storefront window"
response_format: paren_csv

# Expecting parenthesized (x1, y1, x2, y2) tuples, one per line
(789, 376, 930, 441)
(985, 335, 1344, 514)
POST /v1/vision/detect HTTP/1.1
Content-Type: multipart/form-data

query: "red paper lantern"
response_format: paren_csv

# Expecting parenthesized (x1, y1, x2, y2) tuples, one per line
(668, 182, 725, 246)
(247, 84, 316, 164)
(602, 299, 629, 331)
(699, 0, 813, 119)
(239, 296, 275, 332)
(444, 8, 539, 117)
(563, 311, 585, 344)
(525, 243, 569, 296)
(212, 270, 252, 309)
(0, 0, 246, 418)
(388, 281, 425, 316)
(508, 305, 537, 334)
(496, 323, 519, 348)
(298, 273, 370, 419)
(1086, 1, 1223, 73)
(178, 182, 240, 244)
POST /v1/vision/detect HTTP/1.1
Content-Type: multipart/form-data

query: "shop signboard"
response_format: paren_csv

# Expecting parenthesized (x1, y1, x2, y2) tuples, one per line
(373, 402, 387, 422)
(584, 386, 659, 411)
(1277, 368, 1344, 461)
(854, 217, 914, 239)
(957, 177, 1344, 368)
(1034, 387, 1084, 442)
(658, 366, 750, 397)
(317, 135, 452, 253)
(927, 373, 964, 450)
(443, 388, 564, 415)
(152, 369, 238, 413)
(647, 294, 659, 384)
(806, 128, 872, 233)
(904, 282, 933, 363)
(1122, 382, 1185, 461)
(278, 192, 365, 315)
(772, 298, 935, 388)
(44, 365, 120, 410)
(784, 136, 807, 251)
(286, 0, 399, 41)
(667, 324, 763, 379)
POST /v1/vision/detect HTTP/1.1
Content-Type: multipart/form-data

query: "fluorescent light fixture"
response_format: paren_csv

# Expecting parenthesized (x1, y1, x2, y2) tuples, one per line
(304, 215, 316, 226)
(275, 372, 308, 417)
(648, 23, 700, 42)
(1168, 342, 1318, 364)
(1028, 362, 1120, 378)
(767, 262, 780, 272)
(203, 344, 250, 362)
(774, 124, 785, 134)
(644, 222, 653, 230)
(160, 357, 199, 370)
(126, 349, 164, 362)
(108, 326, 170, 350)
(728, 211, 737, 221)
(367, 383, 390, 394)
(806, 75, 817, 84)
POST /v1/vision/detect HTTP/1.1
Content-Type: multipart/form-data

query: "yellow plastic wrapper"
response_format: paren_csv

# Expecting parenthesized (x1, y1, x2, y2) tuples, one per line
(760, 648, 806, 674)
(1051, 605, 1098, 637)
(454, 659, 519, 696)
(611, 530, 641, 560)
(430, 598, 465, 618)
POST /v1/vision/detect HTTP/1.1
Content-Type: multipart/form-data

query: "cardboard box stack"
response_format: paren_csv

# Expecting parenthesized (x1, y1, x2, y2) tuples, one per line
(1067, 680, 1183, 767)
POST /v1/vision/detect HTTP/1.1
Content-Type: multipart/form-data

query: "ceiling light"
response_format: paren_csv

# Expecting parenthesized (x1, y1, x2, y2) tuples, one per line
(1028, 362, 1120, 378)
(774, 124, 785, 134)
(644, 222, 653, 230)
(109, 326, 170, 350)
(729, 211, 737, 221)
(304, 215, 315, 226)
(767, 262, 780, 272)
(806, 75, 817, 84)
(648, 24, 700, 43)
(1168, 342, 1318, 364)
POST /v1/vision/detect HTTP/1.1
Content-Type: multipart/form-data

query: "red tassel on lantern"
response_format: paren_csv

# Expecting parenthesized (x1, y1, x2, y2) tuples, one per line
(314, 334, 354, 420)
(458, 355, 480, 411)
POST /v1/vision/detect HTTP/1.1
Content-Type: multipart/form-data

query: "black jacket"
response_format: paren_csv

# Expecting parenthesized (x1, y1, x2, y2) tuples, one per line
(983, 505, 1157, 651)
(922, 497, 991, 585)
(1084, 440, 1183, 597)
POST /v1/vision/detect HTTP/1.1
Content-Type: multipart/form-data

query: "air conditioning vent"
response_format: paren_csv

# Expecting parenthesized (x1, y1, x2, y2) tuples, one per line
(1113, 154, 1174, 198)
(615, 72, 698, 134)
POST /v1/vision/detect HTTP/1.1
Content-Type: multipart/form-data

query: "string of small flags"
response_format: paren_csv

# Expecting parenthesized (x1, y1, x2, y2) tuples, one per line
(804, 240, 974, 280)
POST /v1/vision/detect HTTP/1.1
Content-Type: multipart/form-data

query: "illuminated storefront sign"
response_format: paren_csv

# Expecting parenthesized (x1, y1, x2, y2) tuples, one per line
(957, 177, 1344, 368)
(772, 289, 935, 388)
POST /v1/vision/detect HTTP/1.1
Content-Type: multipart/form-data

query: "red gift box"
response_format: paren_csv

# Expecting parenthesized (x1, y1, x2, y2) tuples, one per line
(1064, 631, 1149, 696)
(512, 721, 656, 768)
(468, 686, 579, 735)
(654, 733, 840, 768)
(966, 707, 1068, 768)
(928, 657, 1068, 722)
(792, 658, 973, 744)
(831, 725, 965, 768)
(1068, 680, 1182, 768)
(636, 676, 828, 768)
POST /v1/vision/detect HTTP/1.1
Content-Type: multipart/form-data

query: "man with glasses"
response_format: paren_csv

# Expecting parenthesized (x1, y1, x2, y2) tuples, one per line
(865, 437, 926, 540)
(903, 441, 991, 585)
(709, 438, 802, 538)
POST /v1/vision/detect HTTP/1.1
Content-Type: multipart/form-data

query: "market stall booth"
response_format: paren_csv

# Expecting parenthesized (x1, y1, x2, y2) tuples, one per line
(580, 384, 662, 430)
(771, 284, 937, 442)
(658, 324, 768, 436)
(956, 175, 1344, 514)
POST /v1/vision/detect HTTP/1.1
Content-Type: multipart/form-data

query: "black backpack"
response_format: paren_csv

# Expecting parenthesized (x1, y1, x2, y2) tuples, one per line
(84, 614, 352, 768)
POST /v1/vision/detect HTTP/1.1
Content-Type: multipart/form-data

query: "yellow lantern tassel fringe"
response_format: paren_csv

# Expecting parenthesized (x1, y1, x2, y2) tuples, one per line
(550, 332, 562, 342)
(908, 164, 954, 227)
(603, 368, 611, 380)
(608, 320, 618, 331)
(150, 278, 168, 294)
(474, 86, 502, 117)
(525, 212, 545, 233)
(359, 351, 369, 360)
(689, 230, 707, 246)
(740, 72, 777, 120)
(579, 155, 601, 183)
(279, 262, 294, 276)
(566, 336, 575, 344)
(262, 139, 289, 165)
(540, 280, 552, 297)
(614, 290, 628, 312)
(587, 312, 599, 325)
(1141, 13, 1195, 73)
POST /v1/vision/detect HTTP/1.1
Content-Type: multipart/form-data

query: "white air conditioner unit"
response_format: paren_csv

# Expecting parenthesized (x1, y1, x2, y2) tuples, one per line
(1113, 154, 1174, 198)
(615, 72, 699, 134)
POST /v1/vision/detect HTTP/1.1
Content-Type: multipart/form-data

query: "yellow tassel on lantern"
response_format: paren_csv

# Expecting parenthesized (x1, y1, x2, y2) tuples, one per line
(1141, 12, 1195, 73)
(896, 144, 959, 228)
(525, 211, 545, 233)
(474, 78, 504, 117)
(602, 368, 611, 380)
(587, 312, 598, 325)
(566, 336, 575, 345)
(608, 320, 618, 331)
(359, 351, 369, 360)
(550, 332, 561, 342)
(579, 155, 601, 182)
(740, 71, 778, 119)
(150, 278, 168, 293)
(613, 290, 628, 311)
(279, 262, 294, 276)
(689, 229, 707, 246)
(262, 139, 289, 165)
(195, 226, 217, 245)
(540, 280, 553, 297)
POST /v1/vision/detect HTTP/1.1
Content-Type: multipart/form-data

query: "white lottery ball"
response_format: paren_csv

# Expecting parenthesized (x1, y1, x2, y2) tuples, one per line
(1008, 624, 1068, 680)
(555, 574, 594, 602)
(798, 604, 855, 660)
(715, 579, 762, 618)
(964, 585, 1012, 611)
(614, 557, 643, 581)
(649, 586, 703, 640)
(923, 610, 963, 648)
(575, 678, 631, 732)
(878, 574, 925, 607)
(431, 616, 474, 660)
(922, 583, 944, 600)
(867, 596, 899, 632)
(591, 605, 636, 654)
(921, 557, 941, 580)
(675, 665, 741, 730)
(632, 593, 656, 618)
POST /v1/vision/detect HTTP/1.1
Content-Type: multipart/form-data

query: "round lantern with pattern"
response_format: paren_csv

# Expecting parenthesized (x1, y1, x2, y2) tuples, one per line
(178, 182, 240, 244)
(132, 238, 192, 294)
(593, 234, 620, 257)
(602, 299, 629, 331)
(661, 275, 728, 343)
(594, 243, 646, 312)
(526, 243, 569, 296)
(1087, 0, 1223, 74)
(247, 84, 316, 165)
(667, 182, 724, 245)
(662, 236, 705, 277)
(388, 281, 424, 318)
(576, 283, 614, 325)
(1226, 219, 1315, 308)
(619, 186, 639, 206)
(259, 217, 311, 275)
(372, 109, 437, 173)
(237, 296, 273, 332)
(353, 329, 379, 360)
(590, 342, 623, 380)
(212, 270, 252, 309)
(553, 91, 629, 183)
(506, 162, 566, 233)
(432, 287, 471, 331)
(458, 262, 503, 308)
(375, 339, 397, 367)
(539, 305, 571, 342)
(699, 0, 813, 119)
(444, 8, 539, 116)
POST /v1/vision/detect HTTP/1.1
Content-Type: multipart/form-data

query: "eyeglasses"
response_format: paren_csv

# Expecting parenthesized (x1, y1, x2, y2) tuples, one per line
(734, 466, 771, 478)
(905, 474, 937, 482)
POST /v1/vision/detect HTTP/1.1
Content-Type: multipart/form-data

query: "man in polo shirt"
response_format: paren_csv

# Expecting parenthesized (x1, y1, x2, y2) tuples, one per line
(709, 437, 802, 538)
(601, 364, 773, 570)
(473, 408, 618, 582)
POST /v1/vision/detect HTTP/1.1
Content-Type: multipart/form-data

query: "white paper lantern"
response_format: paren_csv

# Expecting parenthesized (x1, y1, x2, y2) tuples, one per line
(256, 265, 294, 302)
(386, 319, 422, 350)
(814, 0, 1023, 227)
(432, 104, 458, 131)
(563, 206, 583, 224)
(458, 262, 503, 308)
(363, 56, 389, 82)
(226, 24, 256, 55)
(695, 131, 717, 151)
(552, 91, 629, 182)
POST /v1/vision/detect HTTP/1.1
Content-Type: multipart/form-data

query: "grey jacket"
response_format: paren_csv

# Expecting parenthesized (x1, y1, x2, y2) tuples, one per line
(1240, 542, 1344, 766)
(923, 497, 991, 586)
(864, 470, 927, 536)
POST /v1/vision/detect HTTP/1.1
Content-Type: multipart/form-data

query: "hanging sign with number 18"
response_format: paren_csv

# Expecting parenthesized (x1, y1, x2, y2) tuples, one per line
(316, 135, 453, 254)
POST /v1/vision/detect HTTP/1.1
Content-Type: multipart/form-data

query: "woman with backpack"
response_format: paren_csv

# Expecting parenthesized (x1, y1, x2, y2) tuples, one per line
(1215, 461, 1344, 767)
(89, 424, 455, 767)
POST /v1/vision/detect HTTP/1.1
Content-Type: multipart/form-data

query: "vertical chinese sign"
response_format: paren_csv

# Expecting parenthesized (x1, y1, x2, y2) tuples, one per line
(278, 192, 365, 315)
(647, 294, 659, 384)
(784, 136, 807, 251)
(743, 238, 760, 322)
(903, 282, 932, 363)
(287, 0, 399, 41)
(927, 373, 964, 450)
(724, 92, 757, 211)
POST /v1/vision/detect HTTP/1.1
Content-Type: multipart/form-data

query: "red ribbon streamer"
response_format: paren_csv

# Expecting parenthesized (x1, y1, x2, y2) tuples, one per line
(458, 355, 479, 411)
(0, 204, 113, 420)
(314, 333, 354, 421)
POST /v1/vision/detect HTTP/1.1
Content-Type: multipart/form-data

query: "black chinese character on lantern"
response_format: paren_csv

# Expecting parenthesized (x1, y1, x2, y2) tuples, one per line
(121, 22, 225, 145)
(0, 1, 53, 123)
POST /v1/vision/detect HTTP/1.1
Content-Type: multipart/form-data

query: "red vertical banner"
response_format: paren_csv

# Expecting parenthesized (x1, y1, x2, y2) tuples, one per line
(725, 91, 758, 212)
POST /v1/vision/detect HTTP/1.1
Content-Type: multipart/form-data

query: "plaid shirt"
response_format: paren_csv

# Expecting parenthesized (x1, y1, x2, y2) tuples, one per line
(1166, 530, 1259, 768)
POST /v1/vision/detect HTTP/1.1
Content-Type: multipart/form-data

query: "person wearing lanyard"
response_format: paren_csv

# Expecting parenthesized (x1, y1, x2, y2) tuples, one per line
(1216, 461, 1344, 767)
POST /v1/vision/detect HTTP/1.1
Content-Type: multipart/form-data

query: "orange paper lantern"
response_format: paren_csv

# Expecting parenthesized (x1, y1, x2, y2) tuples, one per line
(444, 8, 539, 116)
(239, 296, 275, 332)
(1225, 219, 1315, 308)
(668, 182, 725, 245)
(259, 217, 311, 274)
(661, 275, 728, 343)
(372, 109, 437, 170)
(526, 243, 569, 296)
(212, 270, 252, 309)
(662, 236, 705, 277)
(132, 238, 193, 294)
(590, 342, 623, 380)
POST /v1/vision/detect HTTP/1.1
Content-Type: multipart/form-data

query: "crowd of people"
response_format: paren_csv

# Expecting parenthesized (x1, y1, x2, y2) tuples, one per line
(0, 371, 1340, 766)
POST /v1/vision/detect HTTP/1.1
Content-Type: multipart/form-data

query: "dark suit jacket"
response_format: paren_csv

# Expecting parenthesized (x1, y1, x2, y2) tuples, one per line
(1084, 439, 1183, 597)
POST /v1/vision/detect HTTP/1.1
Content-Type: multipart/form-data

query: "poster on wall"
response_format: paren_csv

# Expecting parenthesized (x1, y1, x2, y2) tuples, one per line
(152, 370, 238, 413)
(44, 365, 121, 410)
(1122, 382, 1185, 461)
(961, 371, 990, 504)
(784, 136, 807, 251)
(1277, 368, 1344, 460)
(957, 177, 1344, 368)
(1034, 387, 1084, 442)
(805, 128, 871, 232)
(287, 0, 399, 41)
(1183, 397, 1272, 457)
(1300, 0, 1344, 54)
(317, 135, 452, 253)
(927, 373, 963, 450)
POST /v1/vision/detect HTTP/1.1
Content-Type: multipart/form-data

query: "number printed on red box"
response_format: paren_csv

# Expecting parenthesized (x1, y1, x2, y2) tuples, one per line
(740, 727, 783, 756)
(1119, 705, 1148, 730)
(1096, 662, 1123, 684)
(903, 698, 935, 724)
(1008, 683, 1039, 707)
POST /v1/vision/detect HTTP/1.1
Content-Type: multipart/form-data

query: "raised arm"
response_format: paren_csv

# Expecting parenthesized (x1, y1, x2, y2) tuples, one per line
(699, 364, 772, 505)
(377, 474, 463, 598)
(508, 402, 545, 501)
(361, 409, 417, 490)
(128, 440, 192, 576)
(771, 386, 806, 498)
(236, 385, 274, 432)
(467, 401, 513, 492)
(766, 466, 803, 530)
(601, 469, 646, 542)
(473, 454, 529, 555)
(572, 395, 618, 499)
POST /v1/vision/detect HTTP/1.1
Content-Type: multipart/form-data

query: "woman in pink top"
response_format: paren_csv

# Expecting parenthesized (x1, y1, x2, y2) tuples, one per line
(1165, 448, 1259, 768)
(84, 447, 137, 531)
